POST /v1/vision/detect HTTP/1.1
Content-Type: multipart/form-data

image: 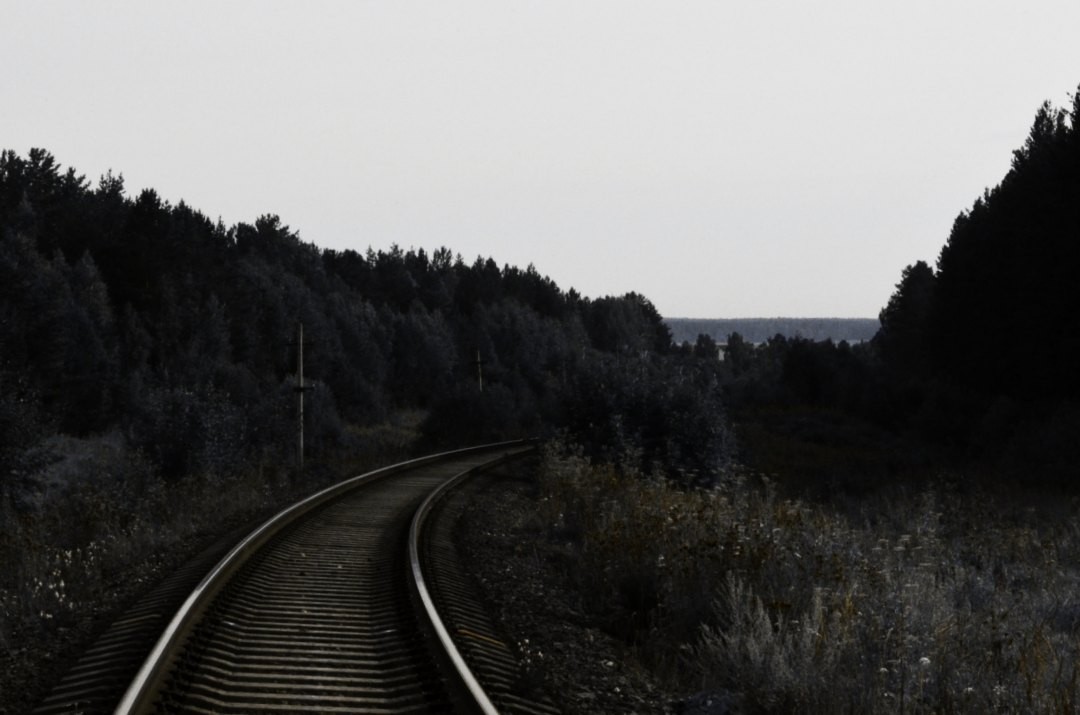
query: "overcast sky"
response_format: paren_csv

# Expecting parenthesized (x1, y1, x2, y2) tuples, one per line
(4, 2, 1079, 317)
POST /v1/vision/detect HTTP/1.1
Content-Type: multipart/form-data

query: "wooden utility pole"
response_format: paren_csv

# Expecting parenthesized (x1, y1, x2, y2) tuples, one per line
(475, 349, 484, 392)
(294, 321, 311, 474)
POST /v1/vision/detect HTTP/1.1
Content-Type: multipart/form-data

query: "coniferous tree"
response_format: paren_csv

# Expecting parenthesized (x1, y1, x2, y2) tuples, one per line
(876, 260, 935, 377)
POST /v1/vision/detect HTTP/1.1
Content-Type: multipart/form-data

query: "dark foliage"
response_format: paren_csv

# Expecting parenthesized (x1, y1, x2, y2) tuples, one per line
(876, 260, 935, 378)
(872, 88, 1080, 476)
(719, 86, 1080, 487)
(0, 148, 735, 512)
(931, 95, 1080, 405)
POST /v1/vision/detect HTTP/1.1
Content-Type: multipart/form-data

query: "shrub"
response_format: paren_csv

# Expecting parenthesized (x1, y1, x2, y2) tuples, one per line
(536, 443, 1080, 713)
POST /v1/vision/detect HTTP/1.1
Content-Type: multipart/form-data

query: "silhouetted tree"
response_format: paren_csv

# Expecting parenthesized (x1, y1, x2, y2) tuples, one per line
(931, 91, 1080, 403)
(876, 260, 935, 376)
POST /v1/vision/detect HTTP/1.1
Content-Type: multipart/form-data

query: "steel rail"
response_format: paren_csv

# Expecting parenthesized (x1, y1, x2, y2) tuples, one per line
(115, 439, 534, 715)
(408, 449, 530, 715)
(409, 446, 561, 715)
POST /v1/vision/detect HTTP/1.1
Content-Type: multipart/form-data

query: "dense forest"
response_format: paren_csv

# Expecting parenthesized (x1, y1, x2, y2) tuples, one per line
(878, 91, 1080, 472)
(3, 83, 1079, 569)
(0, 147, 736, 509)
(9, 78, 1074, 520)
(698, 88, 1080, 489)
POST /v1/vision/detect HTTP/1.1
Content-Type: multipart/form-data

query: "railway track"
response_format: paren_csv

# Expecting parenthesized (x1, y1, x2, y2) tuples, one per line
(34, 442, 559, 714)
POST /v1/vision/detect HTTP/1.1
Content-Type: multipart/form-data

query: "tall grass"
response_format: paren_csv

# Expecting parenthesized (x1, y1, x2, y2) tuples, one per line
(538, 443, 1080, 713)
(0, 436, 286, 649)
(0, 414, 424, 711)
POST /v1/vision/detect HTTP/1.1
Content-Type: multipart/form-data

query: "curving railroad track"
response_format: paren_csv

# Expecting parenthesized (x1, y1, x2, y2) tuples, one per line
(33, 442, 559, 714)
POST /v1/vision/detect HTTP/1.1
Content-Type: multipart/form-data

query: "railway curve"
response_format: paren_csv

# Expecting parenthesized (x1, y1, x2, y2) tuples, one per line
(34, 441, 552, 714)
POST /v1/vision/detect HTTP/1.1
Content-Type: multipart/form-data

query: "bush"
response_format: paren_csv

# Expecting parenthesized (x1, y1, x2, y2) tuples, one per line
(536, 444, 1080, 713)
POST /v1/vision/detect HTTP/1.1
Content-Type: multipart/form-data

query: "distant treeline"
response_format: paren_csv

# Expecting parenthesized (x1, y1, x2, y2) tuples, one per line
(0, 148, 735, 502)
(666, 318, 878, 345)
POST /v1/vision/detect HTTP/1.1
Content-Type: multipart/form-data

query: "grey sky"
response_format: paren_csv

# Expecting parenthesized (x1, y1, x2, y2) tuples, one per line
(4, 1, 1079, 317)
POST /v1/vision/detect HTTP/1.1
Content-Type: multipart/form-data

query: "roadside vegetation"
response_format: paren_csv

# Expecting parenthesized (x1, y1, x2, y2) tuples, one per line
(0, 418, 422, 714)
(538, 444, 1080, 712)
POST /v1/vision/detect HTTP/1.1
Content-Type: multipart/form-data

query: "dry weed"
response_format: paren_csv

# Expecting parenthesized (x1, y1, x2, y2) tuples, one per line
(538, 443, 1080, 713)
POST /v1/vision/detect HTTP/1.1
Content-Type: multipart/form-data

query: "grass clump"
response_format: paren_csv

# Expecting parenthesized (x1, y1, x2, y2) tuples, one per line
(538, 442, 1080, 713)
